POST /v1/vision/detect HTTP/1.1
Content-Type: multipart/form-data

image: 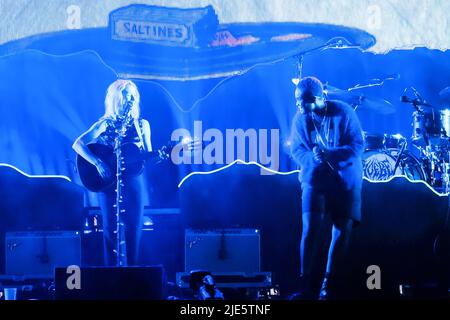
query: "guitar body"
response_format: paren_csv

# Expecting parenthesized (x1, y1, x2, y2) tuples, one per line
(77, 142, 145, 192)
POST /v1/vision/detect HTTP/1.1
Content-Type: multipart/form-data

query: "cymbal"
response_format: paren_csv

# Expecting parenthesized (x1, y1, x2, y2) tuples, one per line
(356, 96, 396, 114)
(439, 86, 450, 101)
(324, 84, 395, 114)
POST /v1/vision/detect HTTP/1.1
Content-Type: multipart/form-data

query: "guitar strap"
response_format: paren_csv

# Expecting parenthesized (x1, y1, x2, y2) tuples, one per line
(134, 119, 145, 149)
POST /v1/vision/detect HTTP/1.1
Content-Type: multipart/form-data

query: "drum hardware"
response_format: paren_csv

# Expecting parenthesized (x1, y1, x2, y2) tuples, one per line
(323, 83, 450, 192)
(392, 137, 408, 174)
(401, 87, 435, 110)
(395, 87, 450, 192)
(361, 86, 450, 193)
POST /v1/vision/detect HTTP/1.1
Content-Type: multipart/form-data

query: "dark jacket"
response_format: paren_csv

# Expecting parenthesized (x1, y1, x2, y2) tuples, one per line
(290, 100, 364, 190)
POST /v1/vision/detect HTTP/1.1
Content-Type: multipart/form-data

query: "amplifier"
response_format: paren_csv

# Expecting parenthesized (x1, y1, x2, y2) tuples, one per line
(5, 231, 81, 276)
(185, 229, 261, 273)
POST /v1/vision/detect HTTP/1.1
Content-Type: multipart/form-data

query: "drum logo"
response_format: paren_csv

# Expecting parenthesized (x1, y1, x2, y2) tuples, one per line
(363, 156, 394, 181)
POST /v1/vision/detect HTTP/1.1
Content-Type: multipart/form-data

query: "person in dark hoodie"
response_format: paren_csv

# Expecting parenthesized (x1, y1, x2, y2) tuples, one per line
(290, 76, 364, 299)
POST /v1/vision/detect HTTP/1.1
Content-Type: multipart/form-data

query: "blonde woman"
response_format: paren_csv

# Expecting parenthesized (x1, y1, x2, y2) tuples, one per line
(73, 79, 151, 266)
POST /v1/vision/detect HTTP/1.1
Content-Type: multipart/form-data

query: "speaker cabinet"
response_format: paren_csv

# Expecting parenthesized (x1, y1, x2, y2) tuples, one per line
(5, 231, 81, 276)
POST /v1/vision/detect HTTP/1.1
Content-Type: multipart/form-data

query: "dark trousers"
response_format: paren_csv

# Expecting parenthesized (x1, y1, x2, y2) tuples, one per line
(98, 176, 144, 266)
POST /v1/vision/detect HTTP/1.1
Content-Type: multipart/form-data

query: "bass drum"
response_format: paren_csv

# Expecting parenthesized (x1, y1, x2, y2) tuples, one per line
(362, 149, 427, 182)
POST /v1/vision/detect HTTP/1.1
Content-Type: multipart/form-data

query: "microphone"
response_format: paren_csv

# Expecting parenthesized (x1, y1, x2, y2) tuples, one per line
(411, 87, 434, 108)
(118, 102, 133, 123)
(401, 87, 410, 103)
(411, 87, 425, 102)
(401, 95, 412, 103)
(400, 87, 433, 109)
(401, 95, 422, 106)
(124, 102, 133, 115)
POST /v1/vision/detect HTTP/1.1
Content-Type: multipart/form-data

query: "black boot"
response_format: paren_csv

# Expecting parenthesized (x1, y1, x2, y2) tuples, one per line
(289, 274, 315, 300)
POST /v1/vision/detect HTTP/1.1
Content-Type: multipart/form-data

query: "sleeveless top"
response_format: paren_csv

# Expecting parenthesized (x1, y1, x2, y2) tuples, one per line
(96, 118, 144, 150)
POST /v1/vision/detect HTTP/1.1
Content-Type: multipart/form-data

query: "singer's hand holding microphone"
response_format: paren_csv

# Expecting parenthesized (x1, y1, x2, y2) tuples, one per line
(313, 145, 326, 164)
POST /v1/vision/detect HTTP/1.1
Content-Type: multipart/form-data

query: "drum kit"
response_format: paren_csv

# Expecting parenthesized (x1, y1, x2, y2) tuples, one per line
(325, 82, 450, 193)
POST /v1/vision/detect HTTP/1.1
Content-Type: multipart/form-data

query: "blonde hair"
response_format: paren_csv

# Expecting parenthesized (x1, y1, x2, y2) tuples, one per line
(103, 79, 140, 120)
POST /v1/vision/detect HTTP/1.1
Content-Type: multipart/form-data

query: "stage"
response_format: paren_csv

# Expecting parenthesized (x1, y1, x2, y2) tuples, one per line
(1, 2, 450, 302)
(0, 163, 449, 300)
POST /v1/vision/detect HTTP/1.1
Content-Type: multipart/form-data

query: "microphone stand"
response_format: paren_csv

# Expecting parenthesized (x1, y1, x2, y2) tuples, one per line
(114, 105, 133, 267)
(292, 36, 358, 79)
(393, 138, 407, 175)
